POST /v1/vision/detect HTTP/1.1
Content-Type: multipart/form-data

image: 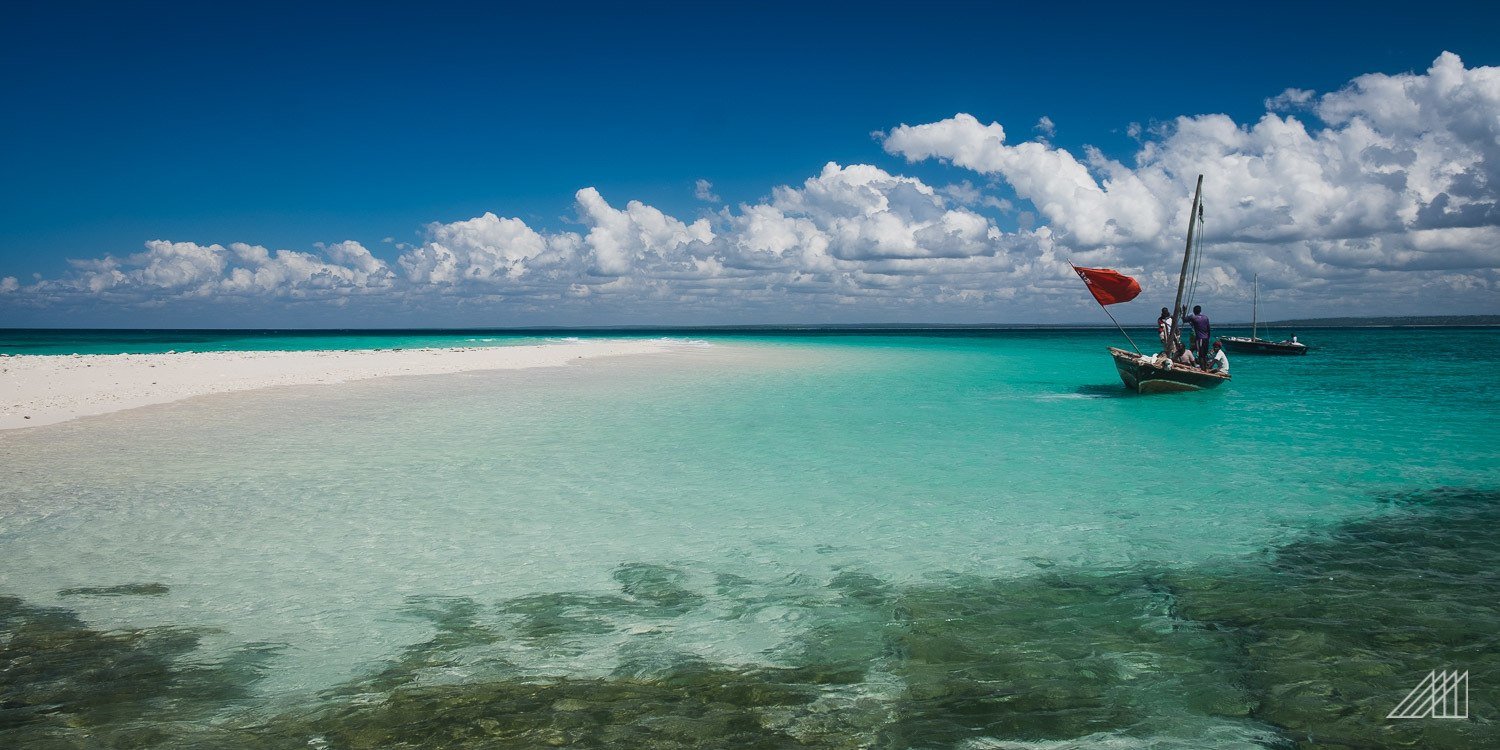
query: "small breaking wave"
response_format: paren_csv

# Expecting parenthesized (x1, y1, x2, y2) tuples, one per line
(647, 337, 713, 348)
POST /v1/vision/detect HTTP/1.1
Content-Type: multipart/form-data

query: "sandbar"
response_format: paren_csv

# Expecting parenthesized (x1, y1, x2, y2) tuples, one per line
(0, 339, 691, 430)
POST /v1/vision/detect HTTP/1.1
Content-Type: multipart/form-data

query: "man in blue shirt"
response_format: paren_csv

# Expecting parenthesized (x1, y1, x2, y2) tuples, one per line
(1182, 305, 1211, 365)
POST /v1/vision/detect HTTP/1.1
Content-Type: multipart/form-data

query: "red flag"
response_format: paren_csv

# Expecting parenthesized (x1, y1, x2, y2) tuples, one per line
(1072, 265, 1141, 306)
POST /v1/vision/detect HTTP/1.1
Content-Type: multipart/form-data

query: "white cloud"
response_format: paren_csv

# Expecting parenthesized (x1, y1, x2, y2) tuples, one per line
(5, 53, 1498, 322)
(939, 181, 981, 205)
(1264, 87, 1315, 111)
(380, 162, 1029, 311)
(1035, 116, 1056, 137)
(983, 196, 1014, 213)
(756, 162, 1004, 261)
(882, 52, 1500, 306)
(398, 213, 580, 285)
(694, 179, 721, 203)
(28, 240, 395, 301)
(883, 114, 1167, 249)
(575, 187, 714, 276)
(219, 241, 397, 295)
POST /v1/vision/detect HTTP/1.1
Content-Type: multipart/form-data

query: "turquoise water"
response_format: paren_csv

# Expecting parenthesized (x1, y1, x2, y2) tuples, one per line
(1, 329, 1497, 748)
(1, 325, 1468, 356)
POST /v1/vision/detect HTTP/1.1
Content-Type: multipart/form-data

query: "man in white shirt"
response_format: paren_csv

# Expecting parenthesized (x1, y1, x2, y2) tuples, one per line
(1208, 341, 1230, 375)
(1156, 307, 1174, 352)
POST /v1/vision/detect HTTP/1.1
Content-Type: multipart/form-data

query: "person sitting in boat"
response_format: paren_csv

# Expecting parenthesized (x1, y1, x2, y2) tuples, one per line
(1156, 307, 1173, 352)
(1171, 340, 1196, 366)
(1208, 340, 1230, 375)
(1183, 305, 1211, 362)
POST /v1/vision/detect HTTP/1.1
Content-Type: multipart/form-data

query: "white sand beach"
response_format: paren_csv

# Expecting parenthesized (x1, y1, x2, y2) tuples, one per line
(0, 339, 687, 430)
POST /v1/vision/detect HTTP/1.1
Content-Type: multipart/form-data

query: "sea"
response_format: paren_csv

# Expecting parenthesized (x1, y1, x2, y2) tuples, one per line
(1, 327, 1497, 749)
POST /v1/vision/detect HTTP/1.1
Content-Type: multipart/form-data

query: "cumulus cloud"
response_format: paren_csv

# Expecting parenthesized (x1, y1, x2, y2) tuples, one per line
(883, 52, 1500, 306)
(575, 187, 715, 276)
(5, 53, 1498, 321)
(1264, 87, 1315, 111)
(395, 163, 1023, 307)
(398, 213, 580, 285)
(751, 163, 1004, 262)
(23, 240, 395, 303)
(694, 179, 721, 203)
(883, 114, 1168, 249)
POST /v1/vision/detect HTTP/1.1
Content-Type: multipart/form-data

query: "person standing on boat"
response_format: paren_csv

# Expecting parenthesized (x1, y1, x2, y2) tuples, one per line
(1157, 307, 1173, 352)
(1182, 305, 1211, 363)
(1208, 341, 1230, 375)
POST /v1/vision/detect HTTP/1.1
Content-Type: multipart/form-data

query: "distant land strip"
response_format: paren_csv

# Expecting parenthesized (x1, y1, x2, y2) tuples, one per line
(1260, 315, 1500, 328)
(0, 315, 1496, 333)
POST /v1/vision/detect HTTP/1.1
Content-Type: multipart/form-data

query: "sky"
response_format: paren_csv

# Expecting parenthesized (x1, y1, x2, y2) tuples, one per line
(2, 0, 1498, 327)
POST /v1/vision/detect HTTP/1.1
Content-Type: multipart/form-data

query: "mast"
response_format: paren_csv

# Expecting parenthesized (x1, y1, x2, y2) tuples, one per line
(1251, 273, 1258, 340)
(1170, 174, 1204, 341)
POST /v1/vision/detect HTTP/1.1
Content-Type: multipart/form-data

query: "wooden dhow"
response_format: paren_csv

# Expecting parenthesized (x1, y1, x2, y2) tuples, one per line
(1218, 274, 1308, 355)
(1086, 174, 1230, 392)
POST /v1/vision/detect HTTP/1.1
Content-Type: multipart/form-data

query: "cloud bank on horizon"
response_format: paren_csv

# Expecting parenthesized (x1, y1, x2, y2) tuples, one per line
(4, 53, 1497, 324)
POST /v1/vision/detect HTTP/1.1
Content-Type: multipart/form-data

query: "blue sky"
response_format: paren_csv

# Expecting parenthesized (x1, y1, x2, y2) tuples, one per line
(2, 1, 1498, 326)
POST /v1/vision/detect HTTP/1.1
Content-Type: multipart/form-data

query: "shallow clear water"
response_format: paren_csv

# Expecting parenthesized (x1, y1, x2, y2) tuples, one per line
(2, 329, 1497, 748)
(0, 328, 575, 355)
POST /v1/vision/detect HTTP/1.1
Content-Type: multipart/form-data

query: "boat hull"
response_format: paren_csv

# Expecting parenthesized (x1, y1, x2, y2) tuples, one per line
(1219, 336, 1308, 355)
(1108, 347, 1229, 393)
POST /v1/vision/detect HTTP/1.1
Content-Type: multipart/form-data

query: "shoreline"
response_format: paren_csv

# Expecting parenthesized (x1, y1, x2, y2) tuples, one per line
(0, 339, 692, 431)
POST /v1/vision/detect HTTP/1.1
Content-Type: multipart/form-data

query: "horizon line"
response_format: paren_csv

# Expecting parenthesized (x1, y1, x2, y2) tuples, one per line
(3, 316, 1498, 334)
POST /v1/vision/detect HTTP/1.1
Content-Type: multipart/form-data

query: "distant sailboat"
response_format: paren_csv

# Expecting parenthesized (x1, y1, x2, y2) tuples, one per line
(1083, 174, 1230, 393)
(1219, 274, 1309, 355)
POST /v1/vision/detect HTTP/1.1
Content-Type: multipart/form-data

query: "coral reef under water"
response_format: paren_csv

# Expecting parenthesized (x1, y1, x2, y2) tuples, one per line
(2, 489, 1496, 749)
